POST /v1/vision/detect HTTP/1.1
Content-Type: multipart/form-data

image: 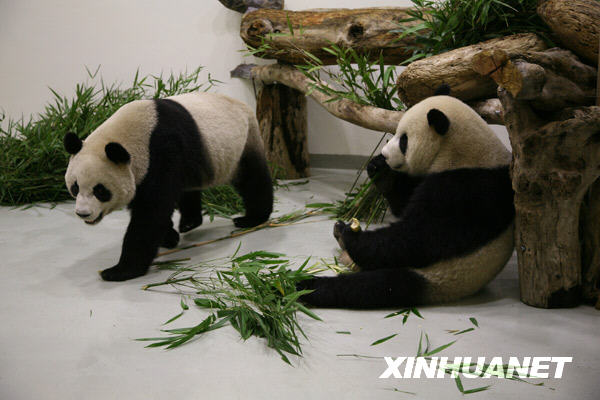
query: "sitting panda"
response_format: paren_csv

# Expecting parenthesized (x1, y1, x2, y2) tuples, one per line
(299, 87, 515, 308)
(63, 92, 273, 281)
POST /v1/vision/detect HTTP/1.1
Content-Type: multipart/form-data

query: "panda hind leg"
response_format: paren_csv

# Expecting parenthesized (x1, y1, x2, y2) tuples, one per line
(178, 189, 204, 233)
(232, 150, 274, 228)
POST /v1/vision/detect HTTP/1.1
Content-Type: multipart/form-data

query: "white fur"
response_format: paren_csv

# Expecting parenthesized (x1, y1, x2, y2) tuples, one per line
(382, 95, 511, 174)
(65, 92, 260, 224)
(418, 225, 514, 303)
(381, 95, 514, 303)
(65, 100, 156, 223)
(169, 92, 260, 186)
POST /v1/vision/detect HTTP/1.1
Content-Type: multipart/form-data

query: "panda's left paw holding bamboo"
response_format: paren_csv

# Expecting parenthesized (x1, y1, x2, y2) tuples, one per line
(333, 220, 360, 251)
(100, 265, 148, 282)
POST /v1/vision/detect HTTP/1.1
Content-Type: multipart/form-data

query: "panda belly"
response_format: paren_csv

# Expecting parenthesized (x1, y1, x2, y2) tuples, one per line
(417, 224, 515, 303)
(167, 92, 252, 187)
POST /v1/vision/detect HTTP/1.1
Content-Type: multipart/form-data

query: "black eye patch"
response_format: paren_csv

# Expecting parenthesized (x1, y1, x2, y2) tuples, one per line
(399, 134, 408, 155)
(70, 182, 79, 197)
(93, 184, 112, 202)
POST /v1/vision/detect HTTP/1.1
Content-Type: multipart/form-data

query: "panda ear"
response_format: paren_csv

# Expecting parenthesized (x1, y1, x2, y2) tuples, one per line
(427, 109, 450, 135)
(64, 132, 82, 154)
(105, 142, 130, 164)
(433, 84, 451, 96)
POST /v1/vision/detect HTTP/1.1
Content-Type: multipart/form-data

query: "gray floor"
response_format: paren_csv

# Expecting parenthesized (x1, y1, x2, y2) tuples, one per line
(0, 168, 598, 399)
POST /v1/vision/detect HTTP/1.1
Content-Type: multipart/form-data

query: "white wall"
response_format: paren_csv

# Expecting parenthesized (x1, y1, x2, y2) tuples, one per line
(0, 0, 508, 156)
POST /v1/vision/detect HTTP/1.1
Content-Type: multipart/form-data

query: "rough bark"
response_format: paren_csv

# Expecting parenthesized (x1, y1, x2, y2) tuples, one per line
(231, 63, 404, 133)
(218, 0, 283, 13)
(397, 33, 547, 107)
(537, 0, 600, 66)
(473, 48, 597, 112)
(581, 179, 600, 308)
(256, 84, 309, 178)
(468, 98, 504, 125)
(477, 48, 600, 308)
(240, 8, 422, 65)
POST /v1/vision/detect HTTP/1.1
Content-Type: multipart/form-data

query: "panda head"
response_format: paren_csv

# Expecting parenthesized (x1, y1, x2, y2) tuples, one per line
(381, 88, 507, 174)
(63, 132, 135, 225)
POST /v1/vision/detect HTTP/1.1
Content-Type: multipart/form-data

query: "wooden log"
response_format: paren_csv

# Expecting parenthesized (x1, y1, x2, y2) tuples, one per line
(537, 0, 600, 66)
(478, 48, 600, 308)
(396, 33, 547, 107)
(473, 48, 597, 112)
(581, 179, 600, 307)
(240, 8, 422, 65)
(231, 63, 404, 133)
(256, 84, 309, 178)
(218, 0, 283, 13)
(468, 98, 504, 125)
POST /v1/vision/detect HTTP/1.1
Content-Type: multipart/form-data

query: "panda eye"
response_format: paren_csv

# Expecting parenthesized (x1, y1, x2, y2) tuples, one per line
(399, 134, 408, 155)
(70, 182, 79, 197)
(93, 184, 112, 202)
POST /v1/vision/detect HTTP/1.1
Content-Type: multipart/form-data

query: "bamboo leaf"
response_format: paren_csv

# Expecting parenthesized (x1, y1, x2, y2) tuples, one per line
(371, 333, 398, 346)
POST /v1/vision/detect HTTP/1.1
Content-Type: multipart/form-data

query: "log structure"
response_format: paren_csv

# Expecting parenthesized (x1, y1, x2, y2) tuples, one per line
(537, 0, 600, 66)
(396, 33, 547, 107)
(474, 48, 600, 308)
(240, 8, 422, 65)
(256, 84, 309, 178)
(231, 63, 404, 133)
(218, 0, 283, 13)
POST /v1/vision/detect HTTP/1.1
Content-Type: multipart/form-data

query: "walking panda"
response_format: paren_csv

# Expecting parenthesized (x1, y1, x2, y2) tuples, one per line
(299, 87, 515, 308)
(63, 92, 273, 281)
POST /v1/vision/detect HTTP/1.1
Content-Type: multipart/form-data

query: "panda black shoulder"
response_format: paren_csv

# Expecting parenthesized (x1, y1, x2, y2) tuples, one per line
(145, 98, 215, 185)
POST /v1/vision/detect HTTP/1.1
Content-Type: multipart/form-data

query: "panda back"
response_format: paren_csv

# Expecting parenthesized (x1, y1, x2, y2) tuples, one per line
(167, 92, 254, 186)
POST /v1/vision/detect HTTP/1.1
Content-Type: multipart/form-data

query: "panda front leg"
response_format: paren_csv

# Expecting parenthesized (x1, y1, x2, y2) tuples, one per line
(178, 189, 203, 233)
(101, 194, 177, 281)
(332, 220, 419, 271)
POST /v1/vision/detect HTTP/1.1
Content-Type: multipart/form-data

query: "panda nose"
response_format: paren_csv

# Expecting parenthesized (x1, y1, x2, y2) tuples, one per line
(76, 211, 91, 219)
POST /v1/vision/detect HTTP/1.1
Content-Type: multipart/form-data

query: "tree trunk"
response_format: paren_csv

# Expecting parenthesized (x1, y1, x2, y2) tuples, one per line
(476, 48, 600, 308)
(256, 83, 309, 179)
(240, 8, 422, 65)
(537, 0, 600, 66)
(397, 33, 547, 106)
(231, 63, 404, 133)
(581, 179, 600, 308)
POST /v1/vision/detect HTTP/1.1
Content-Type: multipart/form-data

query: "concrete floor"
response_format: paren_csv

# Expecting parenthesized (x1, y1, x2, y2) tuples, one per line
(0, 168, 598, 400)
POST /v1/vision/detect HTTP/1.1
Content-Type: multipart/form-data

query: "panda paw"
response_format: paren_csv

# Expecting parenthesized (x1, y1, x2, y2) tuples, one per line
(333, 220, 360, 250)
(161, 228, 180, 249)
(100, 265, 148, 281)
(233, 215, 268, 229)
(367, 154, 391, 179)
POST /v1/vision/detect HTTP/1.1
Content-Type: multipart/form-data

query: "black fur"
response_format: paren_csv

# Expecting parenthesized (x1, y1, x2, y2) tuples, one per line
(427, 109, 450, 135)
(297, 268, 428, 309)
(105, 142, 131, 164)
(299, 158, 514, 308)
(100, 99, 273, 281)
(178, 190, 204, 233)
(367, 155, 422, 216)
(231, 141, 273, 228)
(64, 132, 82, 154)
